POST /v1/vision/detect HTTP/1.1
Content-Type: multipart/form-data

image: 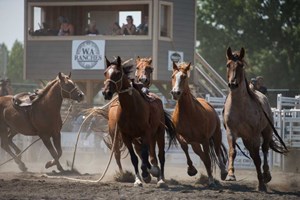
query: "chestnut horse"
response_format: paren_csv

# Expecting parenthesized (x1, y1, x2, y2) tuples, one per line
(170, 62, 228, 187)
(102, 56, 176, 187)
(0, 72, 84, 171)
(223, 47, 288, 191)
(96, 56, 154, 174)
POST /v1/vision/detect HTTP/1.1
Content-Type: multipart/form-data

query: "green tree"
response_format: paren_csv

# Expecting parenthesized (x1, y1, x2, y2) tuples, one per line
(7, 40, 24, 82)
(197, 0, 300, 89)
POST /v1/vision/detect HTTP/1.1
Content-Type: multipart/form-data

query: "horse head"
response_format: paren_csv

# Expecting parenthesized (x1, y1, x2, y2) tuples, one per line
(135, 56, 153, 87)
(226, 47, 246, 90)
(102, 56, 134, 100)
(170, 61, 191, 100)
(58, 72, 84, 102)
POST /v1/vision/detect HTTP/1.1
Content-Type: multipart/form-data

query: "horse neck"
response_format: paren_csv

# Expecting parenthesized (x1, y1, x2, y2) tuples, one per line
(40, 81, 63, 111)
(228, 78, 249, 104)
(177, 83, 196, 110)
(118, 78, 142, 111)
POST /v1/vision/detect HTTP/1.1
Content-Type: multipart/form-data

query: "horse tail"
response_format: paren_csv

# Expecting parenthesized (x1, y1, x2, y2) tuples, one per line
(208, 138, 218, 172)
(163, 110, 177, 149)
(262, 110, 289, 154)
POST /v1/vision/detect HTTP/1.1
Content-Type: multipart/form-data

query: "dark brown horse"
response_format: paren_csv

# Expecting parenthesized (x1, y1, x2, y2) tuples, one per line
(170, 62, 228, 186)
(97, 56, 154, 174)
(0, 72, 84, 171)
(102, 56, 176, 187)
(223, 47, 288, 191)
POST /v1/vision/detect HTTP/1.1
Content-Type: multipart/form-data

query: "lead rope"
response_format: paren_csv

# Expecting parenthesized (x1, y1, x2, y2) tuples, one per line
(0, 101, 74, 168)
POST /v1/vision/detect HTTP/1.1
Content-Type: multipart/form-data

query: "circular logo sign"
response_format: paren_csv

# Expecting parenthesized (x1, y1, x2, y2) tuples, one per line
(74, 41, 101, 69)
(170, 52, 181, 63)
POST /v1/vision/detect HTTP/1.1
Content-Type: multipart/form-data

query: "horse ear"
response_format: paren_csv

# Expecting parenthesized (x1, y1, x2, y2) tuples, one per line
(240, 47, 245, 59)
(186, 62, 191, 71)
(173, 61, 178, 71)
(68, 72, 72, 78)
(148, 58, 152, 65)
(58, 72, 63, 81)
(117, 56, 121, 67)
(136, 56, 140, 62)
(105, 56, 110, 68)
(226, 47, 233, 60)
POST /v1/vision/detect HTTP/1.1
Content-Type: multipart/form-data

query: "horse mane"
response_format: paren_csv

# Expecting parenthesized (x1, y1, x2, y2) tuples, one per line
(35, 78, 59, 99)
(112, 58, 135, 80)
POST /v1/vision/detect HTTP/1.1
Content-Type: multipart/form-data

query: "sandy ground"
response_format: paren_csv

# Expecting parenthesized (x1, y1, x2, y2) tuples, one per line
(0, 144, 299, 200)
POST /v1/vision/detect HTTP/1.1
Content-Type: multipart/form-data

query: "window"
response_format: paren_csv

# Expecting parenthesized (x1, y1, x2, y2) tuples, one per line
(27, 1, 151, 38)
(159, 2, 173, 39)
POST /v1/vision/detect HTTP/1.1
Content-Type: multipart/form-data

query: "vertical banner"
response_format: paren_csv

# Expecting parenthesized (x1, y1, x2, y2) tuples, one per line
(168, 51, 184, 71)
(72, 40, 105, 70)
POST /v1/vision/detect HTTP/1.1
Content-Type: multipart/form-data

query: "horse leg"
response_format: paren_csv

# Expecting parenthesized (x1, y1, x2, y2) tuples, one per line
(40, 135, 63, 172)
(147, 131, 160, 179)
(52, 133, 64, 171)
(177, 134, 197, 176)
(243, 139, 266, 191)
(7, 130, 22, 158)
(261, 128, 272, 183)
(155, 128, 168, 188)
(114, 138, 123, 173)
(0, 134, 27, 172)
(123, 136, 142, 187)
(191, 142, 215, 187)
(140, 142, 151, 184)
(226, 132, 237, 181)
(212, 130, 228, 180)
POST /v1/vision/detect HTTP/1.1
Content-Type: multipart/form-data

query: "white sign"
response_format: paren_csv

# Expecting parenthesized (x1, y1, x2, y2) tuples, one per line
(72, 40, 105, 70)
(168, 51, 184, 71)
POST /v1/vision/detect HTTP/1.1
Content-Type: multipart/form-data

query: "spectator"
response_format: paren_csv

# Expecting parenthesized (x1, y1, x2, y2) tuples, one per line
(256, 76, 268, 95)
(136, 16, 148, 35)
(58, 16, 74, 36)
(85, 20, 99, 35)
(121, 15, 136, 35)
(249, 76, 268, 95)
(111, 22, 121, 35)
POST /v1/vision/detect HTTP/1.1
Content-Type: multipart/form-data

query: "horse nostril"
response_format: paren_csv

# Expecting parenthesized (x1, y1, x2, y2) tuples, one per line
(107, 91, 112, 97)
(176, 91, 181, 96)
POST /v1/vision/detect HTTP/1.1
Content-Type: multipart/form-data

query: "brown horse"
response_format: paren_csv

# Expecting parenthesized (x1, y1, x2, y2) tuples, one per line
(0, 72, 84, 172)
(97, 56, 154, 174)
(170, 62, 228, 186)
(223, 47, 288, 191)
(102, 56, 176, 187)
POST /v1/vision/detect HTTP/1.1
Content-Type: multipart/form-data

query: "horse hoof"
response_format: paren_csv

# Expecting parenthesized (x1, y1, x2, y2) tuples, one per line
(263, 172, 272, 183)
(134, 180, 143, 187)
(225, 174, 236, 181)
(157, 180, 168, 188)
(149, 166, 160, 178)
(208, 182, 217, 188)
(257, 183, 267, 192)
(143, 174, 151, 184)
(45, 161, 54, 169)
(19, 164, 28, 172)
(57, 165, 64, 172)
(221, 171, 228, 181)
(187, 166, 198, 176)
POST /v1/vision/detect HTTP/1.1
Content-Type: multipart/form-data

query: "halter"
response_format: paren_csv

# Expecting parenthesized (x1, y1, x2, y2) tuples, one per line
(59, 81, 78, 99)
(104, 68, 133, 95)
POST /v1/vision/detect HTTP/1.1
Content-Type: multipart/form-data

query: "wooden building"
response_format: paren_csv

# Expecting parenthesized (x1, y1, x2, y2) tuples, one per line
(24, 0, 197, 104)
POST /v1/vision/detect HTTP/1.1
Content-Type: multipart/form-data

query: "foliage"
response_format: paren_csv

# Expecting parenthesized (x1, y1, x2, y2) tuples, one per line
(7, 40, 24, 82)
(197, 0, 300, 88)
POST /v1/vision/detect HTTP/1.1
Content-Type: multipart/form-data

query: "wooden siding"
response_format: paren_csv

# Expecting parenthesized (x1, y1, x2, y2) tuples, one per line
(157, 0, 195, 82)
(26, 40, 152, 80)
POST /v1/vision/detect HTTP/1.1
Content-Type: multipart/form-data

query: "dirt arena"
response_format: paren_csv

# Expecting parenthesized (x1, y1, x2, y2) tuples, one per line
(0, 141, 299, 200)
